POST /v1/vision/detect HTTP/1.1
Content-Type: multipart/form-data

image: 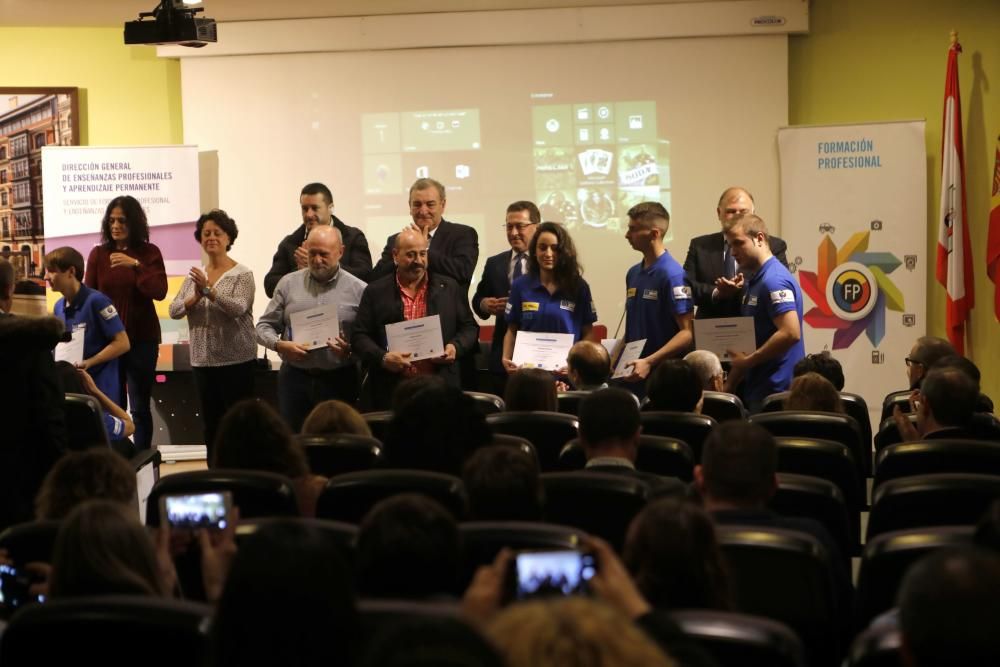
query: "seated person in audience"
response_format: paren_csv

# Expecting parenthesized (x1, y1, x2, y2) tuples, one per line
(56, 360, 135, 442)
(213, 399, 326, 516)
(462, 535, 719, 667)
(505, 367, 558, 412)
(565, 340, 611, 390)
(683, 349, 724, 392)
(623, 497, 732, 611)
(903, 336, 954, 391)
(645, 359, 703, 413)
(932, 354, 994, 413)
(212, 518, 361, 667)
(695, 421, 851, 626)
(462, 445, 544, 521)
(579, 388, 686, 496)
(45, 246, 130, 403)
(898, 547, 1000, 667)
(356, 494, 461, 599)
(784, 371, 844, 413)
(35, 448, 137, 520)
(359, 616, 504, 667)
(892, 365, 979, 442)
(301, 399, 372, 437)
(793, 351, 845, 391)
(384, 381, 492, 474)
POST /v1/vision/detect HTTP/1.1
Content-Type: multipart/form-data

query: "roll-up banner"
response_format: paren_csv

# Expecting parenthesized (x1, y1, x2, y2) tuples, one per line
(41, 145, 201, 347)
(778, 120, 927, 429)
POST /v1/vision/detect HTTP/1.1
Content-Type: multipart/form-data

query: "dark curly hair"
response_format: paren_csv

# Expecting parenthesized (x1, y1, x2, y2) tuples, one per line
(527, 222, 583, 296)
(100, 195, 150, 248)
(195, 209, 239, 251)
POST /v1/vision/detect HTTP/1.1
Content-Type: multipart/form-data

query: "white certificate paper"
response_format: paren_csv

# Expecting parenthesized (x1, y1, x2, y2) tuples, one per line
(55, 323, 85, 365)
(385, 314, 445, 361)
(693, 316, 756, 361)
(611, 339, 647, 379)
(512, 331, 574, 371)
(289, 305, 340, 351)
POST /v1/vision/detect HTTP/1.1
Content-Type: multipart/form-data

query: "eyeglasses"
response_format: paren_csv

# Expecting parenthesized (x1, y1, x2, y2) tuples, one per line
(502, 223, 537, 233)
(904, 357, 924, 367)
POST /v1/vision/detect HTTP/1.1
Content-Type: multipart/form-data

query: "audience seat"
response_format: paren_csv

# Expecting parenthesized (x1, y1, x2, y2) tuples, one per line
(867, 473, 1000, 541)
(881, 389, 994, 422)
(458, 520, 582, 588)
(855, 525, 974, 627)
(0, 595, 212, 667)
(874, 439, 1000, 488)
(670, 609, 805, 667)
(638, 411, 717, 463)
(700, 391, 747, 422)
(847, 619, 902, 667)
(235, 516, 359, 562)
(361, 410, 393, 443)
(540, 471, 649, 552)
(876, 413, 1000, 451)
(716, 524, 843, 667)
(64, 393, 110, 450)
(315, 469, 467, 524)
(750, 411, 868, 477)
(556, 390, 593, 417)
(486, 411, 579, 472)
(489, 433, 540, 465)
(296, 433, 384, 477)
(463, 391, 505, 415)
(771, 472, 855, 563)
(145, 469, 299, 525)
(0, 519, 61, 565)
(557, 435, 694, 481)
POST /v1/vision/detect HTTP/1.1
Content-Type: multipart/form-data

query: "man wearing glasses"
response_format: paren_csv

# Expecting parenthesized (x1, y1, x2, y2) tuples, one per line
(472, 201, 539, 394)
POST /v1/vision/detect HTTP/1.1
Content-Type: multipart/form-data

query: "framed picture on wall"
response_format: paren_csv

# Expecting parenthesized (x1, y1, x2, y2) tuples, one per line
(0, 87, 80, 294)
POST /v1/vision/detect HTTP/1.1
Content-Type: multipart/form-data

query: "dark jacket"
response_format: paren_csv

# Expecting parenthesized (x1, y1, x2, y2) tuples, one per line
(0, 314, 67, 531)
(352, 272, 479, 409)
(683, 232, 789, 319)
(471, 249, 514, 375)
(369, 219, 479, 288)
(263, 216, 372, 297)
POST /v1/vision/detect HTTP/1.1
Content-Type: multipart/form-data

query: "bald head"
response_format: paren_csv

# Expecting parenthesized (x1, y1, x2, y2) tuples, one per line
(394, 229, 429, 284)
(716, 187, 755, 225)
(306, 224, 344, 282)
(567, 340, 611, 389)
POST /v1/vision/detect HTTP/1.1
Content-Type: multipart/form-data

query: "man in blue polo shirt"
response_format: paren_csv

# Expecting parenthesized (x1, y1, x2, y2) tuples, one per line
(45, 246, 130, 402)
(721, 214, 804, 413)
(620, 202, 694, 391)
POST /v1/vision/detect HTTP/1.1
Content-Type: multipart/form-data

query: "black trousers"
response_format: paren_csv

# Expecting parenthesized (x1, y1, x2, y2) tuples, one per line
(192, 360, 256, 464)
(278, 363, 360, 432)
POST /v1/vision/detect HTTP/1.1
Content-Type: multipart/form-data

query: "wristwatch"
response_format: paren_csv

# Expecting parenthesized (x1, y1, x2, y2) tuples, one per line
(200, 285, 212, 297)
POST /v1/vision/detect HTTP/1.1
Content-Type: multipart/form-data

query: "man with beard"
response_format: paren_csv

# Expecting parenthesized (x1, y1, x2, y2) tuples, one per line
(353, 229, 479, 409)
(256, 225, 367, 430)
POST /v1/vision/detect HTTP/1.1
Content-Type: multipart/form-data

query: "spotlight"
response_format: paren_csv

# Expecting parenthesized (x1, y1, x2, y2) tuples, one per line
(124, 0, 217, 48)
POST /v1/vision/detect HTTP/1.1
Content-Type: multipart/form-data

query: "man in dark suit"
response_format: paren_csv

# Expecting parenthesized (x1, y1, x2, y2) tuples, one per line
(264, 182, 372, 296)
(353, 229, 479, 410)
(0, 258, 67, 530)
(579, 387, 687, 498)
(683, 186, 788, 319)
(472, 200, 539, 395)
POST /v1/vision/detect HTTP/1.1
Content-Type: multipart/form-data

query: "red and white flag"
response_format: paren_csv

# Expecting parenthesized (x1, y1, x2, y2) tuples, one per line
(987, 135, 1000, 322)
(936, 36, 974, 354)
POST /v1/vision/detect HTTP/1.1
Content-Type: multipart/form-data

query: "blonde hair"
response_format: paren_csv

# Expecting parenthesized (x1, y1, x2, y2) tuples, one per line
(488, 598, 676, 667)
(785, 372, 844, 413)
(301, 399, 372, 437)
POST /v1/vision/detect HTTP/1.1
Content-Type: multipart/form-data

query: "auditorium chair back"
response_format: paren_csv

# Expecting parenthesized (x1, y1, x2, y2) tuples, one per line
(700, 391, 747, 422)
(541, 471, 649, 551)
(486, 411, 579, 472)
(638, 411, 717, 462)
(866, 473, 1000, 541)
(145, 469, 299, 525)
(558, 435, 694, 480)
(670, 609, 805, 667)
(316, 469, 467, 524)
(296, 433, 384, 477)
(874, 439, 1000, 488)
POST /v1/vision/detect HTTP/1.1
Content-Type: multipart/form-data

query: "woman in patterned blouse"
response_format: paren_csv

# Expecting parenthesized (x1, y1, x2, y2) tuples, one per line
(169, 210, 256, 461)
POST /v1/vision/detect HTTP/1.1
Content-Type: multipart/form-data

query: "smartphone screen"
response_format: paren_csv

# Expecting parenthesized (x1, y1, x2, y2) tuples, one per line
(514, 550, 597, 600)
(0, 563, 44, 617)
(161, 492, 231, 530)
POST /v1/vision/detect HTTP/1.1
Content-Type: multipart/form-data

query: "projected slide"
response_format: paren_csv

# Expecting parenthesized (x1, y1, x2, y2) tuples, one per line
(532, 100, 670, 233)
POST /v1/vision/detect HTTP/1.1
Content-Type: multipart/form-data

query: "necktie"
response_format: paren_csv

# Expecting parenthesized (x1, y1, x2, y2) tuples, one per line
(723, 245, 737, 279)
(512, 252, 525, 281)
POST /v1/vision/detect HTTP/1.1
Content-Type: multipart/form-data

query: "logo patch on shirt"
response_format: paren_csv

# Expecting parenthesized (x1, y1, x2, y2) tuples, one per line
(626, 287, 637, 298)
(642, 289, 658, 300)
(522, 302, 540, 312)
(672, 286, 692, 300)
(559, 300, 576, 312)
(99, 304, 118, 321)
(746, 295, 758, 307)
(504, 302, 513, 316)
(770, 289, 795, 304)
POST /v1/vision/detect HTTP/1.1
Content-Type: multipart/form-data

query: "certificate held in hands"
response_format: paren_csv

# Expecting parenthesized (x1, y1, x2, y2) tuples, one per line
(289, 305, 340, 351)
(693, 316, 756, 361)
(385, 314, 445, 361)
(512, 331, 574, 371)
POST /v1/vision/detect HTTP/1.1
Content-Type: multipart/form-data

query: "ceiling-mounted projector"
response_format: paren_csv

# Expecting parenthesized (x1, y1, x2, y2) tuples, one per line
(124, 0, 216, 48)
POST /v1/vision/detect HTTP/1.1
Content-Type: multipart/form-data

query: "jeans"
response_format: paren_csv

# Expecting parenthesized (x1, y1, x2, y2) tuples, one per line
(119, 340, 159, 451)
